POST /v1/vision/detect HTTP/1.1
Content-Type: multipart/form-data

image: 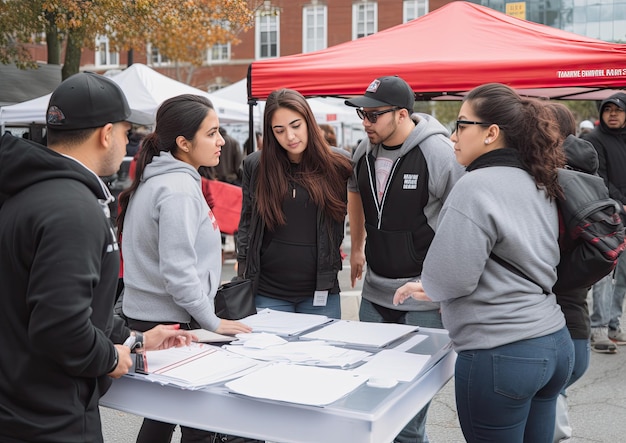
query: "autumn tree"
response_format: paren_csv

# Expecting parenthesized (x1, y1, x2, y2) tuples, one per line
(0, 0, 260, 80)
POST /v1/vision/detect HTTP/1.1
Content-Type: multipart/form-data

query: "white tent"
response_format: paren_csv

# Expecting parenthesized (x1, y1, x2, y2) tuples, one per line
(212, 78, 363, 150)
(212, 78, 362, 125)
(0, 63, 250, 127)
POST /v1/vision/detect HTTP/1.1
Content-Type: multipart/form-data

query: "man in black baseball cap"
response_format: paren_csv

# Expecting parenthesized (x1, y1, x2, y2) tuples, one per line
(0, 73, 196, 443)
(345, 74, 464, 443)
(345, 75, 415, 111)
(47, 71, 153, 130)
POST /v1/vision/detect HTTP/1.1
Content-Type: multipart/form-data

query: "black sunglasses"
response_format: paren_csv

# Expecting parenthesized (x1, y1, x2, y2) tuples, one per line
(356, 107, 400, 123)
(454, 120, 492, 133)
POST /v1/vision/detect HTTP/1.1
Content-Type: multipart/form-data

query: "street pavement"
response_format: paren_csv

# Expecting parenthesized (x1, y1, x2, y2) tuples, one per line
(101, 234, 626, 442)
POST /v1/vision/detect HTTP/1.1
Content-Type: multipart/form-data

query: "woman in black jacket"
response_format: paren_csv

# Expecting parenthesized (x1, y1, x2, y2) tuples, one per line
(236, 89, 352, 318)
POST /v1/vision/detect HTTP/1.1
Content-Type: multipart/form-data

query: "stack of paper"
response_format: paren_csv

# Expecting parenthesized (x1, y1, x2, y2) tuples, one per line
(138, 343, 263, 390)
(241, 308, 332, 336)
(224, 339, 371, 368)
(301, 320, 418, 348)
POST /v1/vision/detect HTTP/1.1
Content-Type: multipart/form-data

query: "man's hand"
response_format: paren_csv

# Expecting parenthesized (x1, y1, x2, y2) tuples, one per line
(143, 324, 197, 351)
(108, 345, 133, 379)
(350, 249, 366, 288)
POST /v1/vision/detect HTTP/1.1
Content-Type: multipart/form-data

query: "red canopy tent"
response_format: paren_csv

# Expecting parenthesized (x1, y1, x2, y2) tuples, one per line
(248, 1, 626, 102)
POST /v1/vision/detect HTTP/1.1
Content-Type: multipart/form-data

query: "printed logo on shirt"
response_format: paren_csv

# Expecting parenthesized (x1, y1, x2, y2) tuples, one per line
(208, 208, 219, 231)
(403, 173, 418, 190)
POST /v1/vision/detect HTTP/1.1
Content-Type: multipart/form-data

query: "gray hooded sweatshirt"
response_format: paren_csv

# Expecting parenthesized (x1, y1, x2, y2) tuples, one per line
(349, 113, 465, 311)
(122, 151, 222, 331)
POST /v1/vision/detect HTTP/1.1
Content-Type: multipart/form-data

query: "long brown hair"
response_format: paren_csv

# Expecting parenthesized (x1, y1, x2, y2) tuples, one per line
(116, 94, 215, 234)
(464, 83, 565, 200)
(257, 89, 352, 230)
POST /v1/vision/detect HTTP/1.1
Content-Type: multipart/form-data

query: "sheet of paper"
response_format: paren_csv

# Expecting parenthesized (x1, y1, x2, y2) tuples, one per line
(301, 320, 418, 348)
(225, 363, 368, 406)
(241, 308, 332, 336)
(350, 349, 431, 382)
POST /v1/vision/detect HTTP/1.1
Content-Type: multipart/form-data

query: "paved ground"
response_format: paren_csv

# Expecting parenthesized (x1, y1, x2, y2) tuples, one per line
(102, 235, 626, 442)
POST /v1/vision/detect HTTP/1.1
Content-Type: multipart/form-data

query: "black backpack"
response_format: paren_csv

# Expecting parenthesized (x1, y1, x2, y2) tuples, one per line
(493, 167, 626, 293)
(553, 167, 626, 291)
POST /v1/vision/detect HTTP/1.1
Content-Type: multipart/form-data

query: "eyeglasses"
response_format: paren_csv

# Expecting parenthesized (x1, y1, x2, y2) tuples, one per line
(454, 120, 492, 133)
(356, 107, 400, 123)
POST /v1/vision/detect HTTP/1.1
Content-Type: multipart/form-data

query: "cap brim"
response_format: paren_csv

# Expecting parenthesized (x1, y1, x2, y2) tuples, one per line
(344, 96, 392, 108)
(126, 109, 154, 126)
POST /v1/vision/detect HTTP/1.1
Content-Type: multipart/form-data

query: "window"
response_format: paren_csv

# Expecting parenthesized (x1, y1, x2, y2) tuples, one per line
(147, 44, 170, 66)
(95, 35, 119, 67)
(207, 43, 231, 64)
(256, 4, 280, 59)
(353, 2, 377, 39)
(303, 4, 327, 53)
(403, 0, 428, 22)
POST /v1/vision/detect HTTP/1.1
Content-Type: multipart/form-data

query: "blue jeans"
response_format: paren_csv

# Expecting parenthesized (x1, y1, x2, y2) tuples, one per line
(359, 298, 443, 443)
(591, 252, 626, 329)
(255, 293, 341, 319)
(455, 326, 574, 443)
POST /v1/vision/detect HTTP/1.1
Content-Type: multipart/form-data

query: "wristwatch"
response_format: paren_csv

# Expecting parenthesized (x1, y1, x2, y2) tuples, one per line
(123, 331, 144, 353)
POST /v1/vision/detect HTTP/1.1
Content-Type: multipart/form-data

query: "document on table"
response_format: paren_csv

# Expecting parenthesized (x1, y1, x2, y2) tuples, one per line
(224, 339, 371, 368)
(301, 320, 419, 348)
(350, 349, 431, 382)
(240, 308, 332, 336)
(225, 363, 368, 406)
(189, 329, 236, 343)
(137, 343, 263, 390)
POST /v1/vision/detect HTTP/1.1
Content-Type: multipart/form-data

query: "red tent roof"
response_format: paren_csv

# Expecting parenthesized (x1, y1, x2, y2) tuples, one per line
(248, 1, 626, 101)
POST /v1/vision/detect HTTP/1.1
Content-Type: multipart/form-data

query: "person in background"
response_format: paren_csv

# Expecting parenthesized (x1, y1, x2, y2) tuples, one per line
(344, 75, 464, 443)
(117, 94, 252, 443)
(236, 88, 352, 319)
(581, 92, 626, 352)
(0, 72, 196, 443)
(243, 130, 263, 154)
(209, 127, 243, 186)
(578, 119, 594, 137)
(319, 123, 338, 148)
(394, 83, 574, 442)
(545, 102, 594, 442)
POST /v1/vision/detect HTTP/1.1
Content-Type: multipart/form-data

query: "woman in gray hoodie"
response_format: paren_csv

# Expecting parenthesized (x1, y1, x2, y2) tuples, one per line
(394, 83, 574, 443)
(117, 94, 252, 443)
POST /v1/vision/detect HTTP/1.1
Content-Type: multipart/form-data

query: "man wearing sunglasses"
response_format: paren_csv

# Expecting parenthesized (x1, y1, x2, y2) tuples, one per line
(345, 76, 464, 443)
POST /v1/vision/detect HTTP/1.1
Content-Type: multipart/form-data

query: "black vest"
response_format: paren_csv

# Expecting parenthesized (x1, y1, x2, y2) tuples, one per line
(356, 146, 434, 278)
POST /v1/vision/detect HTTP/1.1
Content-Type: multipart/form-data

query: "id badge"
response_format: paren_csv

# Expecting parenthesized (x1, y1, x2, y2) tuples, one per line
(313, 290, 329, 306)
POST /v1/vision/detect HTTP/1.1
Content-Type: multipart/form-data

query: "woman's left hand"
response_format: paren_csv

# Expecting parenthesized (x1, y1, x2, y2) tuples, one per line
(393, 281, 432, 305)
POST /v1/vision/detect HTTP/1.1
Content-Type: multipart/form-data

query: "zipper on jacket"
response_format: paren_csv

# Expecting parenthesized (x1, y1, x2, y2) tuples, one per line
(365, 156, 401, 230)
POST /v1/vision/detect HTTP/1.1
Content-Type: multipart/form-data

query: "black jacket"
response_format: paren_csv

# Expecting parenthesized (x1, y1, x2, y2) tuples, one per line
(0, 134, 129, 442)
(236, 150, 346, 295)
(582, 92, 626, 210)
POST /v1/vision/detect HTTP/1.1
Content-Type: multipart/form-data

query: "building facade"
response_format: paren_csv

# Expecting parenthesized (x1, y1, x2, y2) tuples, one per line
(23, 0, 626, 91)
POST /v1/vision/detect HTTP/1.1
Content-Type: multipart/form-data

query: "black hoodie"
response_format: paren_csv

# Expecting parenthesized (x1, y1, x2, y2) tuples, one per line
(0, 133, 129, 442)
(582, 92, 626, 210)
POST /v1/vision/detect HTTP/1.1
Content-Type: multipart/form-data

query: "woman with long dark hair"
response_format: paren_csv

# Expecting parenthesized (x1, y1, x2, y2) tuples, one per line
(236, 89, 352, 318)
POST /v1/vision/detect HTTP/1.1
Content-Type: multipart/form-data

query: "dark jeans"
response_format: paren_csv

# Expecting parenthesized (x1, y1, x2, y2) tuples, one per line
(455, 326, 574, 443)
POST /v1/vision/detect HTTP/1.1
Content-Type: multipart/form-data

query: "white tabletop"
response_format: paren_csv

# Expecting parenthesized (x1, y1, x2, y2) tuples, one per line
(100, 327, 456, 443)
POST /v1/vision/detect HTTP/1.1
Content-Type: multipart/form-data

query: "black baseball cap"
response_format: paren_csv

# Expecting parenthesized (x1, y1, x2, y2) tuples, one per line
(601, 92, 626, 113)
(345, 76, 415, 111)
(46, 72, 153, 130)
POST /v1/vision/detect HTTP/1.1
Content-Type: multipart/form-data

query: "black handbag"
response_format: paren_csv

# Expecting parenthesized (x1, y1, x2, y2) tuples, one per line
(215, 278, 256, 320)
